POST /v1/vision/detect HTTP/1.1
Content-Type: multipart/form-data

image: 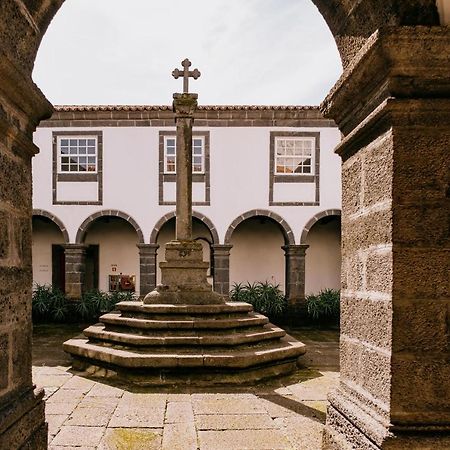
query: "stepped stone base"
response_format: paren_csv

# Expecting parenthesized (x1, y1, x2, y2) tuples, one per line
(64, 301, 306, 386)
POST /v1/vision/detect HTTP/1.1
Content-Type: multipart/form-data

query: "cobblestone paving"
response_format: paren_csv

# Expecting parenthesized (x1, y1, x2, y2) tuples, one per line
(33, 326, 339, 450)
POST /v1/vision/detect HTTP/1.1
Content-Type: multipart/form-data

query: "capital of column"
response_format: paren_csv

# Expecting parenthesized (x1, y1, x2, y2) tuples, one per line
(282, 244, 309, 257)
(212, 244, 233, 257)
(173, 93, 198, 118)
(321, 26, 450, 137)
(137, 243, 160, 254)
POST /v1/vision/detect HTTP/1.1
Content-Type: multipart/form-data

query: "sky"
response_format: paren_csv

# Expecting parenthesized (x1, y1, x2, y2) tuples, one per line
(32, 0, 342, 106)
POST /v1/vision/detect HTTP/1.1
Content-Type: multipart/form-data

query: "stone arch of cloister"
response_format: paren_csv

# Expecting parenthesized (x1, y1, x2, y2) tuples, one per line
(300, 209, 341, 245)
(32, 208, 69, 244)
(75, 210, 144, 244)
(150, 210, 219, 245)
(224, 209, 295, 245)
(1, 1, 449, 449)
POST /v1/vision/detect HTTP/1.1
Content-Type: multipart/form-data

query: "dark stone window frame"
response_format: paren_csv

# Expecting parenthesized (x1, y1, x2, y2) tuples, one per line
(158, 130, 210, 206)
(52, 130, 103, 205)
(269, 131, 320, 206)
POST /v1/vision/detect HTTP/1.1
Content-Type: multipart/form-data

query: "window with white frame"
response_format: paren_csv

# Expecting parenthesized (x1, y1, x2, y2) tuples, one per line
(58, 136, 97, 173)
(275, 137, 314, 175)
(164, 136, 205, 174)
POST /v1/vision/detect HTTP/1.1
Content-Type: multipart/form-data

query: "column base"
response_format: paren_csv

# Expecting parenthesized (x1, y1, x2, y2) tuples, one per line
(323, 388, 450, 450)
(0, 387, 47, 450)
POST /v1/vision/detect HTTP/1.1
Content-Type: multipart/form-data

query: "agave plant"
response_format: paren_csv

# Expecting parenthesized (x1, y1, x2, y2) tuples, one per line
(230, 281, 286, 318)
(305, 288, 340, 323)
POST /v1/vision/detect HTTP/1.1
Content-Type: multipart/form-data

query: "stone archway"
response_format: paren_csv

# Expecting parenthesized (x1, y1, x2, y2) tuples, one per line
(75, 210, 144, 244)
(300, 208, 341, 245)
(224, 209, 295, 246)
(1, 2, 449, 449)
(150, 210, 219, 245)
(32, 209, 69, 244)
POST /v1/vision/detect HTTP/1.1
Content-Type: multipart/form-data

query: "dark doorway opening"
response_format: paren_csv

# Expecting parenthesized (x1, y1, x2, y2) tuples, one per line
(85, 245, 99, 291)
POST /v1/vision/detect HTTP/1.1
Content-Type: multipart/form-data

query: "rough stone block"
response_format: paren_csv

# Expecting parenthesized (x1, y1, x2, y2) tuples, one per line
(365, 250, 393, 293)
(341, 156, 362, 216)
(0, 210, 9, 259)
(394, 248, 449, 299)
(362, 131, 394, 208)
(340, 337, 391, 405)
(393, 300, 449, 354)
(341, 295, 392, 349)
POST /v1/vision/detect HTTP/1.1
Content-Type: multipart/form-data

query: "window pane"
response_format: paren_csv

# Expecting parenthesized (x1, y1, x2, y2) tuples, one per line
(79, 139, 87, 146)
(88, 157, 96, 164)
(166, 147, 175, 155)
(167, 139, 175, 146)
(87, 147, 95, 154)
(303, 166, 311, 173)
(69, 147, 77, 154)
(61, 157, 69, 164)
(61, 139, 69, 146)
(70, 165, 78, 172)
(88, 139, 96, 146)
(61, 165, 69, 171)
(79, 146, 87, 154)
(60, 146, 68, 154)
(193, 165, 202, 172)
(193, 139, 202, 147)
(193, 147, 202, 155)
(79, 164, 87, 172)
(79, 157, 87, 164)
(69, 139, 77, 146)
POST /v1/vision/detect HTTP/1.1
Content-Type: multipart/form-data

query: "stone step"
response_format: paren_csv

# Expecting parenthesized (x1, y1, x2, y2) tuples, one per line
(116, 301, 254, 315)
(99, 312, 269, 330)
(83, 323, 286, 347)
(63, 334, 306, 369)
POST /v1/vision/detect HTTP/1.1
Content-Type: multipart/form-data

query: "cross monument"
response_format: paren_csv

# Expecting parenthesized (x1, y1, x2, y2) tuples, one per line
(144, 59, 224, 305)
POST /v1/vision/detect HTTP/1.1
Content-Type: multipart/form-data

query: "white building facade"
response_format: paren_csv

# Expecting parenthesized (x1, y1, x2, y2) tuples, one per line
(32, 105, 342, 310)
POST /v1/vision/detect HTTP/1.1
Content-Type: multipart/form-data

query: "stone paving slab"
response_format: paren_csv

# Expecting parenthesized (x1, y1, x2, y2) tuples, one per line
(33, 326, 339, 450)
(196, 413, 278, 430)
(198, 429, 292, 450)
(99, 428, 163, 450)
(50, 425, 105, 447)
(162, 423, 197, 450)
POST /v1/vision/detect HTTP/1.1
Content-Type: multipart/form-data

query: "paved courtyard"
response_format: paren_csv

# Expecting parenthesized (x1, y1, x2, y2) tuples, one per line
(32, 325, 339, 450)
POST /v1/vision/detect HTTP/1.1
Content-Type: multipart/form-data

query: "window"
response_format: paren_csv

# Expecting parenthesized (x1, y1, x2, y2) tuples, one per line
(275, 137, 314, 175)
(164, 136, 205, 174)
(58, 136, 97, 173)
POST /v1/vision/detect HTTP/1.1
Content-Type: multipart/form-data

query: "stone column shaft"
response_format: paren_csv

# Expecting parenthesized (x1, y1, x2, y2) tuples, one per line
(212, 245, 233, 294)
(282, 245, 308, 315)
(322, 27, 450, 449)
(137, 244, 159, 297)
(64, 244, 87, 300)
(0, 57, 51, 448)
(173, 93, 197, 241)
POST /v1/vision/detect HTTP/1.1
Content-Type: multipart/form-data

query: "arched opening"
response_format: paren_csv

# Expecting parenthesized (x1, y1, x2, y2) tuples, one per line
(32, 214, 67, 292)
(79, 216, 140, 294)
(304, 215, 341, 295)
(154, 216, 215, 286)
(228, 216, 289, 293)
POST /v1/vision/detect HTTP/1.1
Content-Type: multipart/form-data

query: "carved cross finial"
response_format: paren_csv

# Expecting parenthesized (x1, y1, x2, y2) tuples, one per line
(172, 58, 201, 93)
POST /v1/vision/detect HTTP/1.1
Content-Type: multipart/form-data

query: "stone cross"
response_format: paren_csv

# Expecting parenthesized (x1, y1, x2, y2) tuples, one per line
(172, 58, 201, 94)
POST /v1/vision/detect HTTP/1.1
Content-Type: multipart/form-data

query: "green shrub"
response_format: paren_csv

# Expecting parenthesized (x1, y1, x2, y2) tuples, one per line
(305, 288, 340, 324)
(32, 284, 137, 323)
(230, 281, 286, 318)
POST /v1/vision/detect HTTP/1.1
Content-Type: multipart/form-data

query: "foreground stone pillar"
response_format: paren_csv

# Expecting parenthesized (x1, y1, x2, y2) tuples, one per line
(137, 244, 159, 297)
(64, 244, 87, 300)
(282, 245, 308, 318)
(0, 59, 52, 448)
(322, 27, 450, 448)
(212, 244, 233, 294)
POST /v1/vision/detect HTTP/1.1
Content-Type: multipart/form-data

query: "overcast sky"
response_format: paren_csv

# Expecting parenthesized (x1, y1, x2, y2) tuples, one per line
(32, 0, 342, 106)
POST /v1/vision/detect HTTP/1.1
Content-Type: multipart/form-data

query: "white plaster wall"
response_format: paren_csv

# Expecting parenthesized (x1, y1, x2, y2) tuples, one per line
(32, 218, 64, 286)
(33, 123, 341, 247)
(84, 218, 140, 294)
(156, 219, 213, 285)
(229, 218, 285, 292)
(305, 218, 341, 295)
